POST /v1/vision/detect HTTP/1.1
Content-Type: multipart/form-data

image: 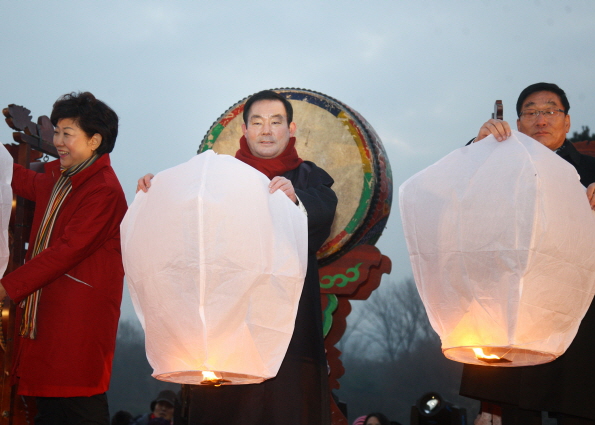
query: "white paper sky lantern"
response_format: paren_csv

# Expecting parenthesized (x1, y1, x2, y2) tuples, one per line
(0, 144, 12, 277)
(121, 151, 308, 384)
(399, 131, 595, 367)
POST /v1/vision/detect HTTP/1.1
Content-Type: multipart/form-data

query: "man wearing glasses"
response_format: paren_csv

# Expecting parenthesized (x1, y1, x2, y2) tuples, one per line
(460, 83, 595, 425)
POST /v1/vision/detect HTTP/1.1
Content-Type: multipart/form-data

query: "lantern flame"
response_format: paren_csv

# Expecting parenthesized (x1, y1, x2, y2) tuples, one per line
(201, 371, 218, 381)
(472, 348, 501, 360)
(200, 370, 231, 386)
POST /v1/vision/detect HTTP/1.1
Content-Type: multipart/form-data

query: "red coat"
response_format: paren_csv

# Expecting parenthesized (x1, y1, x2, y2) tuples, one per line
(2, 154, 127, 397)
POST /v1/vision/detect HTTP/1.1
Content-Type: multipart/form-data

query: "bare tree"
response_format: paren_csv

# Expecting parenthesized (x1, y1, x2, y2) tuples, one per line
(569, 125, 595, 143)
(359, 277, 436, 362)
(336, 277, 476, 424)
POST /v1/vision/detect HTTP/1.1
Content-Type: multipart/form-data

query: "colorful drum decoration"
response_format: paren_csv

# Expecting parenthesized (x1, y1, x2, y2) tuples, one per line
(198, 88, 392, 264)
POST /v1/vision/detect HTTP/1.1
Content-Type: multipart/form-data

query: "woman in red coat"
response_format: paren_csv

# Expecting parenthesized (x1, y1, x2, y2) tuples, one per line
(0, 92, 127, 425)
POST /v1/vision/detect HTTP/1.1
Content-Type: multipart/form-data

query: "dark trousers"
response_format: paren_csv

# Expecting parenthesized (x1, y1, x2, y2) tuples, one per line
(494, 403, 595, 425)
(500, 405, 541, 425)
(555, 414, 595, 425)
(35, 393, 109, 425)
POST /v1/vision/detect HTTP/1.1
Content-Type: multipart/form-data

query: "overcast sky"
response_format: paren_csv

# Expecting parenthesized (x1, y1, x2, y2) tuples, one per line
(2, 0, 595, 321)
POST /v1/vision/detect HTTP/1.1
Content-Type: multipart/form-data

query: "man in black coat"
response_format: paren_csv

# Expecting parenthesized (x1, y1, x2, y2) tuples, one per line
(460, 83, 595, 425)
(138, 90, 337, 425)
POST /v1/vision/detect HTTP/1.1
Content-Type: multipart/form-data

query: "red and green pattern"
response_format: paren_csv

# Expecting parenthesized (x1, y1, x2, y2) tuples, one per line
(321, 294, 339, 337)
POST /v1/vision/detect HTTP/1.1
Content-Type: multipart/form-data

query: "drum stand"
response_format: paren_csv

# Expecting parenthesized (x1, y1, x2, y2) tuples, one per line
(320, 244, 392, 425)
(1, 104, 56, 425)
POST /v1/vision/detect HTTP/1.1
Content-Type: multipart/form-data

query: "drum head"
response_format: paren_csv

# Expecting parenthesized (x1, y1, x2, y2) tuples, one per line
(199, 88, 392, 264)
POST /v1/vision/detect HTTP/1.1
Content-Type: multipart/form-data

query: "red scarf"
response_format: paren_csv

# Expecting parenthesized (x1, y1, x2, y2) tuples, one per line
(235, 136, 303, 179)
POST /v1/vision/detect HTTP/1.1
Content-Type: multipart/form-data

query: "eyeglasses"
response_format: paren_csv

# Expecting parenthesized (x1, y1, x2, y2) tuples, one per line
(519, 108, 565, 121)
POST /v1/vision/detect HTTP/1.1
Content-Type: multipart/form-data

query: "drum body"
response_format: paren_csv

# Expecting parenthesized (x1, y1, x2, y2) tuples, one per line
(198, 88, 392, 264)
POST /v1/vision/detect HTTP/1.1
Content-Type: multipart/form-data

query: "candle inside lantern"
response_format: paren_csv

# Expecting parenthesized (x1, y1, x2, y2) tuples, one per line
(473, 348, 499, 360)
(472, 348, 511, 364)
(200, 371, 231, 386)
(201, 371, 219, 381)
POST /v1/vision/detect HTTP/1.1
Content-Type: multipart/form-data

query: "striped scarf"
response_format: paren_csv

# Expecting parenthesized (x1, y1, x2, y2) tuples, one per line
(20, 154, 99, 339)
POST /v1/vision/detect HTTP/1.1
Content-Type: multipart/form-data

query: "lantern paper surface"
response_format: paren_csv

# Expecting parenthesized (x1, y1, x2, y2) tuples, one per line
(121, 150, 308, 384)
(0, 144, 12, 276)
(399, 131, 595, 366)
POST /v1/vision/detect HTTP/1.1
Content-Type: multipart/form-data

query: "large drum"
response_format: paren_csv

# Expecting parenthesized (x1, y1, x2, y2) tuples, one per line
(198, 88, 392, 265)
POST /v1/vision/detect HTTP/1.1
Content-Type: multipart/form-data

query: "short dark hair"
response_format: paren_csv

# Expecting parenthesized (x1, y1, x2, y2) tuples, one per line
(242, 89, 293, 125)
(365, 412, 391, 425)
(516, 82, 570, 117)
(110, 410, 133, 425)
(50, 91, 119, 155)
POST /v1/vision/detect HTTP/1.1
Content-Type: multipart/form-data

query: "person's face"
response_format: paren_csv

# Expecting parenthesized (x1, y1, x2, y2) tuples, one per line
(153, 401, 174, 421)
(53, 118, 100, 168)
(241, 99, 296, 159)
(516, 90, 570, 151)
(365, 416, 381, 425)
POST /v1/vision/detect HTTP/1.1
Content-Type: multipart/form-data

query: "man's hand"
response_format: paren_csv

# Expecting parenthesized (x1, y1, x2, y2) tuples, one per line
(269, 176, 297, 203)
(136, 174, 154, 193)
(474, 119, 512, 143)
(587, 183, 595, 211)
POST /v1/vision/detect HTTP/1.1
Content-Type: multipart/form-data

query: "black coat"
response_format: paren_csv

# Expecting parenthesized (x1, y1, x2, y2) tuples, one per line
(460, 140, 595, 419)
(187, 161, 337, 425)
